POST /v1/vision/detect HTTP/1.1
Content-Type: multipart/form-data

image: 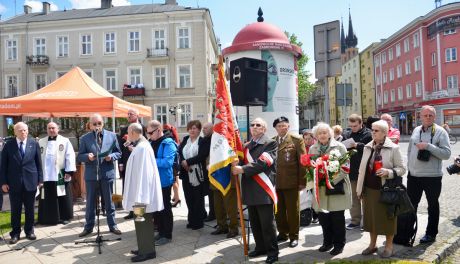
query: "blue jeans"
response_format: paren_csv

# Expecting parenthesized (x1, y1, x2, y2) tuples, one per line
(84, 179, 117, 230)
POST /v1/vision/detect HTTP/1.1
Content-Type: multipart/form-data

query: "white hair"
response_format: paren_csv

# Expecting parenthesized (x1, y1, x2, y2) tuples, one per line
(421, 105, 436, 116)
(312, 122, 334, 139)
(128, 123, 143, 134)
(372, 120, 389, 135)
(252, 117, 267, 129)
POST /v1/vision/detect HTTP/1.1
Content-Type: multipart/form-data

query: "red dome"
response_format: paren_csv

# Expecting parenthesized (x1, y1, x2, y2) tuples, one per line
(222, 22, 302, 57)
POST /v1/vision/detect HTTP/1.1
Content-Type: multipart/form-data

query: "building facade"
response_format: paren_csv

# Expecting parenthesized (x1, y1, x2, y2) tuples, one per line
(0, 0, 218, 134)
(374, 3, 460, 134)
(359, 42, 379, 119)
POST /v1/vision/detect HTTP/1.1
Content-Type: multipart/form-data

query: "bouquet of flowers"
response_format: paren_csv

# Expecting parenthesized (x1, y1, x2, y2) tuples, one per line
(300, 149, 356, 205)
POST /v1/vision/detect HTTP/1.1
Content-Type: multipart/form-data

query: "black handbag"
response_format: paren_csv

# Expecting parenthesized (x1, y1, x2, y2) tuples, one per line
(379, 175, 403, 205)
(325, 180, 345, 195)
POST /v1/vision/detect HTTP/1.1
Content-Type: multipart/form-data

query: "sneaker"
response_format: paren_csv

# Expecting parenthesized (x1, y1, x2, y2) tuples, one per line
(155, 237, 171, 246)
(346, 223, 360, 230)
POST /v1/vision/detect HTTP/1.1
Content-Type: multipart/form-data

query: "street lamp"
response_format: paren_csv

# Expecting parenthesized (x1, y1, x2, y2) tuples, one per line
(169, 106, 183, 127)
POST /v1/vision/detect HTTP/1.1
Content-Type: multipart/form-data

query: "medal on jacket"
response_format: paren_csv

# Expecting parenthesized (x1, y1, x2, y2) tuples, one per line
(285, 149, 290, 162)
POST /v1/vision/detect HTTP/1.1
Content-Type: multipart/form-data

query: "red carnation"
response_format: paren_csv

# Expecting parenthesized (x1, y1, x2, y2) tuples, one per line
(300, 154, 313, 167)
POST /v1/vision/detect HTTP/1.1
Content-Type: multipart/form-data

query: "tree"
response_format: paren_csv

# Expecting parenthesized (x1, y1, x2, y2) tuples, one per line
(26, 118, 48, 138)
(68, 117, 89, 148)
(285, 32, 317, 102)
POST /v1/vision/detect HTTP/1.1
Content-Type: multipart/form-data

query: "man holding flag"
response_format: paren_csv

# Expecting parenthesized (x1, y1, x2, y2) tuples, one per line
(232, 117, 279, 264)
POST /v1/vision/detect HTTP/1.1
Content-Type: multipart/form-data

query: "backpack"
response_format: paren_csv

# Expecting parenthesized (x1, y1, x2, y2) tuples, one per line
(393, 211, 418, 247)
(300, 208, 312, 227)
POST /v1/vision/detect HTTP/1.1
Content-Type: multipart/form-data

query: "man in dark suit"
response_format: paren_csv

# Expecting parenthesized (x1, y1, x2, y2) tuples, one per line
(77, 114, 122, 237)
(232, 117, 279, 264)
(0, 122, 43, 244)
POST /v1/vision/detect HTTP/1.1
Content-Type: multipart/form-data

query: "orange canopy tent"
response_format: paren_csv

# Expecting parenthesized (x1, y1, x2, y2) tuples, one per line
(0, 67, 151, 118)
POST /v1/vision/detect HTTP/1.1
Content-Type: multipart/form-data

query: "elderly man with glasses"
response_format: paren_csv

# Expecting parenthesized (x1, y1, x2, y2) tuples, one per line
(77, 113, 122, 237)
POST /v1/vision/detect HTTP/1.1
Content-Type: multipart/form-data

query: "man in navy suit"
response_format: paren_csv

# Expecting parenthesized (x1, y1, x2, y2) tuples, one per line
(0, 122, 43, 244)
(77, 114, 122, 237)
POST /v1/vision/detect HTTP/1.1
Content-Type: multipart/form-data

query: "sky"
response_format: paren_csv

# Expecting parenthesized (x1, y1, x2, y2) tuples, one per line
(0, 0, 458, 81)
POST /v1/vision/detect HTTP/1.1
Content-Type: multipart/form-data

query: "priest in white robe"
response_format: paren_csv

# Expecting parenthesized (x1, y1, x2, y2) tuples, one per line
(38, 122, 76, 225)
(123, 123, 163, 262)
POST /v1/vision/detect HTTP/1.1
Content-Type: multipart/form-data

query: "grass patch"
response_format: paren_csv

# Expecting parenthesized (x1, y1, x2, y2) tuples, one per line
(326, 261, 429, 264)
(0, 211, 37, 235)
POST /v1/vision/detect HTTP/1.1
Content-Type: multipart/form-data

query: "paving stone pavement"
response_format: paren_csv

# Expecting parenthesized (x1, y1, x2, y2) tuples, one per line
(0, 140, 459, 263)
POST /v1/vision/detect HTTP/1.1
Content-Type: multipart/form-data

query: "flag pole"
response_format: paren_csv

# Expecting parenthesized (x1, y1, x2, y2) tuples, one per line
(234, 171, 248, 258)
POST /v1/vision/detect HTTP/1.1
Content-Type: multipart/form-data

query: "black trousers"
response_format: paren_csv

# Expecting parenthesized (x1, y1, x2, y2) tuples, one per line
(153, 185, 173, 239)
(407, 174, 442, 237)
(207, 188, 215, 218)
(9, 184, 36, 237)
(248, 204, 279, 257)
(318, 210, 346, 248)
(182, 179, 205, 229)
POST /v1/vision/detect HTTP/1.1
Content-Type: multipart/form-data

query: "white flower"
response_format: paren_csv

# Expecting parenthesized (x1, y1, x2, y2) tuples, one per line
(329, 149, 341, 160)
(327, 160, 340, 173)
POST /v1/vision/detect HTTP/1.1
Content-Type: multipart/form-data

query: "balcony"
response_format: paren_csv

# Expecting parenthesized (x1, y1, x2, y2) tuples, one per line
(147, 48, 168, 59)
(123, 84, 145, 97)
(26, 55, 49, 67)
(424, 88, 459, 101)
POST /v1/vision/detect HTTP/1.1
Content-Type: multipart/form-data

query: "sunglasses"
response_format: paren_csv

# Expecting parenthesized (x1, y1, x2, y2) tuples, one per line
(92, 122, 102, 126)
(147, 128, 159, 135)
(250, 123, 262, 128)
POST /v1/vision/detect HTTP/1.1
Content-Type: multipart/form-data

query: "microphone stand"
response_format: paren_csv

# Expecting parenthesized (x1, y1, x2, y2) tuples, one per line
(75, 129, 121, 254)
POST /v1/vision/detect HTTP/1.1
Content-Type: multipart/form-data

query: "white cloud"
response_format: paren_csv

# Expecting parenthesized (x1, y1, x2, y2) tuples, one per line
(69, 0, 131, 9)
(25, 1, 59, 12)
(0, 3, 6, 14)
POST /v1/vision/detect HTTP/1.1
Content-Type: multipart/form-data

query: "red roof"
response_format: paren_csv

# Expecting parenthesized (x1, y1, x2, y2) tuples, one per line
(222, 22, 302, 57)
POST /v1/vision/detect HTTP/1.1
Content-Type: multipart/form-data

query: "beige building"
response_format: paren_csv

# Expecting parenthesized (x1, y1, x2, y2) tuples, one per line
(337, 47, 361, 127)
(0, 0, 218, 134)
(359, 42, 379, 118)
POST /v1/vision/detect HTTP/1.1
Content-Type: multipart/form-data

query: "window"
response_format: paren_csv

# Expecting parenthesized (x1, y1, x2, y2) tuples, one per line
(404, 38, 410, 53)
(413, 33, 420, 48)
(84, 70, 93, 78)
(128, 67, 142, 85)
(433, 78, 438, 91)
(35, 74, 46, 90)
(388, 48, 393, 61)
(178, 27, 190, 49)
(414, 57, 421, 72)
(432, 52, 436, 66)
(377, 93, 381, 105)
(444, 28, 456, 35)
(374, 56, 380, 66)
(6, 39, 18, 60)
(57, 36, 69, 57)
(154, 29, 166, 50)
(447, 75, 458, 90)
(398, 86, 403, 100)
(406, 84, 412, 98)
(178, 103, 192, 127)
(178, 65, 191, 88)
(405, 60, 411, 75)
(81, 34, 92, 55)
(376, 75, 381, 85)
(390, 89, 395, 102)
(104, 32, 116, 54)
(396, 43, 401, 57)
(34, 38, 46, 55)
(383, 71, 387, 83)
(128, 31, 140, 52)
(56, 71, 66, 79)
(446, 47, 457, 62)
(104, 69, 117, 91)
(6, 75, 18, 97)
(155, 104, 168, 124)
(389, 68, 394, 81)
(381, 52, 386, 64)
(383, 91, 388, 103)
(416, 81, 422, 97)
(397, 65, 402, 78)
(154, 66, 167, 89)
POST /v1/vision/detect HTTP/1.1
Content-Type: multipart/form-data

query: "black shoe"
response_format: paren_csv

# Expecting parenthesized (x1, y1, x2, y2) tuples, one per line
(124, 212, 134, 220)
(204, 215, 216, 222)
(78, 229, 93, 237)
(110, 227, 122, 235)
(9, 235, 19, 244)
(191, 225, 204, 230)
(131, 249, 139, 255)
(248, 250, 266, 258)
(26, 233, 36, 240)
(276, 235, 288, 242)
(330, 246, 344, 256)
(131, 252, 156, 262)
(265, 255, 278, 264)
(420, 234, 436, 244)
(186, 223, 192, 229)
(211, 228, 228, 235)
(226, 230, 239, 238)
(318, 244, 333, 252)
(289, 239, 298, 248)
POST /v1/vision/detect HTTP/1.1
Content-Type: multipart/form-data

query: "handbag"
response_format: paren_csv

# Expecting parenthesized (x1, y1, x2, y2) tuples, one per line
(325, 180, 345, 195)
(379, 169, 415, 217)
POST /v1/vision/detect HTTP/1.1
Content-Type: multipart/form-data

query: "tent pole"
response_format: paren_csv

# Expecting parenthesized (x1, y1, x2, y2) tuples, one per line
(112, 111, 115, 133)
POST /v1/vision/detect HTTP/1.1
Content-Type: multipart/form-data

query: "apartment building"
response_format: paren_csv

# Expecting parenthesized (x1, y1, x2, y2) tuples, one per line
(359, 42, 379, 119)
(0, 0, 218, 134)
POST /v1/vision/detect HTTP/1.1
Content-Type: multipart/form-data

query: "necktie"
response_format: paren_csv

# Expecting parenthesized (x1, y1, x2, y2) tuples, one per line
(279, 137, 284, 145)
(19, 141, 25, 158)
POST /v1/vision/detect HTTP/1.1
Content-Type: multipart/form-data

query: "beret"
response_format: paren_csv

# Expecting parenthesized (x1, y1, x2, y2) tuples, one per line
(273, 116, 289, 127)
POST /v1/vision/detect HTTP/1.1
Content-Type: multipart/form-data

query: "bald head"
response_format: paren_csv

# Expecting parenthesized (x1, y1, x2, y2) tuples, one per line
(47, 122, 60, 137)
(90, 113, 104, 131)
(14, 122, 28, 141)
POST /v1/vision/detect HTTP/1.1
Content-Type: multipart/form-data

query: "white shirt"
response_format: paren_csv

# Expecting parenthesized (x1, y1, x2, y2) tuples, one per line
(16, 138, 27, 154)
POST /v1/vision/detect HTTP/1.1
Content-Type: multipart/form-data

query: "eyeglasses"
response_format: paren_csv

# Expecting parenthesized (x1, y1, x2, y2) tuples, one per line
(92, 122, 102, 126)
(250, 123, 262, 128)
(147, 128, 159, 135)
(127, 112, 137, 116)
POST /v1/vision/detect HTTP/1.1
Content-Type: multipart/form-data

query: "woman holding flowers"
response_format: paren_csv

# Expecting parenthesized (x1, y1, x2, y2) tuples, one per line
(305, 122, 352, 256)
(356, 120, 406, 258)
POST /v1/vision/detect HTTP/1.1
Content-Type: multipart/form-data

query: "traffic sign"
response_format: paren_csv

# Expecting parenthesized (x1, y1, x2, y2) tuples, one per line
(399, 112, 406, 120)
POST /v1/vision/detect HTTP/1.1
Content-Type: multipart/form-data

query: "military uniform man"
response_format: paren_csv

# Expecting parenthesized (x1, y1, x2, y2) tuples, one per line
(272, 116, 306, 248)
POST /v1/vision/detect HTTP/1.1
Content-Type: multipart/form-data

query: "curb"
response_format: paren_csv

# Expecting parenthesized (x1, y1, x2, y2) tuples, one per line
(428, 229, 460, 263)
